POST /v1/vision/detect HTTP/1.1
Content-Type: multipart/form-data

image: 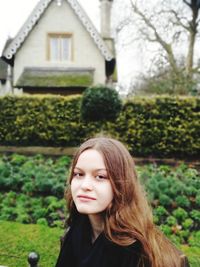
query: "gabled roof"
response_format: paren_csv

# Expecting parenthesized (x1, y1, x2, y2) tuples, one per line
(2, 0, 114, 64)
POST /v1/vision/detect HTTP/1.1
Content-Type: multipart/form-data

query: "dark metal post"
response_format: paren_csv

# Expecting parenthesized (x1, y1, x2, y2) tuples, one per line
(28, 252, 40, 267)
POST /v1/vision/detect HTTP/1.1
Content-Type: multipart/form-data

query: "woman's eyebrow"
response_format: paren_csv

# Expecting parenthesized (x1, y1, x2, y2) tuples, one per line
(74, 167, 107, 171)
(74, 167, 82, 171)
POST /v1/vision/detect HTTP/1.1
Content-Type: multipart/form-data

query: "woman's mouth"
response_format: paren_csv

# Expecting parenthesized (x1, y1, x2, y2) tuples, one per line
(77, 195, 96, 201)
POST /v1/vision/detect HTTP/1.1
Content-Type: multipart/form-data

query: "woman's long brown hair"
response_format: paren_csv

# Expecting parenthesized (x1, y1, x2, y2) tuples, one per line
(65, 137, 187, 267)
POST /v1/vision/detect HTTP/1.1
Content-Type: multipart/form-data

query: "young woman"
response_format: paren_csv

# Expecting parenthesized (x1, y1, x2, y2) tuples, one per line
(55, 137, 189, 267)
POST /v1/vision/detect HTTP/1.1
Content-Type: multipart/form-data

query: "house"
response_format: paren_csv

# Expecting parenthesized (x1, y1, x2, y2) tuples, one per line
(1, 0, 115, 96)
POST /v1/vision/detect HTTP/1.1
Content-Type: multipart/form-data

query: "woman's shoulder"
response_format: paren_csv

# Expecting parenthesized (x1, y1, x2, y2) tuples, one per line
(104, 237, 142, 257)
(60, 227, 72, 247)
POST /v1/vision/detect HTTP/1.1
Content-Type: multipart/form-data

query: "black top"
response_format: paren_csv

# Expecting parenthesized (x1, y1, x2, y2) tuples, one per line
(55, 215, 190, 267)
(55, 215, 142, 267)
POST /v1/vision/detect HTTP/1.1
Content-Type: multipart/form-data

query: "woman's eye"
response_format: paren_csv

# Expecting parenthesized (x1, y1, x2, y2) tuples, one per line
(96, 175, 107, 180)
(73, 172, 83, 178)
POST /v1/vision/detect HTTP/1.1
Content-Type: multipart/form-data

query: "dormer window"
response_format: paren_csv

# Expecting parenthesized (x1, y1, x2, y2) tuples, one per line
(48, 33, 72, 62)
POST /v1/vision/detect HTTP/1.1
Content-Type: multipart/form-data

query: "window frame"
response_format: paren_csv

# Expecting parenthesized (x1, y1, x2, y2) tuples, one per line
(47, 32, 73, 62)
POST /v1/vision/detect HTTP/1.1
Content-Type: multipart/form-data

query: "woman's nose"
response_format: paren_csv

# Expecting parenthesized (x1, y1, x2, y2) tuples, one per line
(80, 175, 93, 190)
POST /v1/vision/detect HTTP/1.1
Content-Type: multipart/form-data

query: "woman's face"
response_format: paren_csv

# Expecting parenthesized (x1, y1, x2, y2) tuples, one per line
(71, 149, 114, 215)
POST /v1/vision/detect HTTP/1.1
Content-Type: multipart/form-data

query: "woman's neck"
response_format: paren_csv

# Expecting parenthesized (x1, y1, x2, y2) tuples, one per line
(88, 214, 104, 243)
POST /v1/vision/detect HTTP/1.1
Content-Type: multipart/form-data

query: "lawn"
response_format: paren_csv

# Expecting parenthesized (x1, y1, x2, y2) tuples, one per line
(0, 221, 199, 267)
(0, 221, 63, 267)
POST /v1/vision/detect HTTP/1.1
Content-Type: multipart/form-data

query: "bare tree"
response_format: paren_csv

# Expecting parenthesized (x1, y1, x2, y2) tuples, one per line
(183, 0, 200, 75)
(129, 0, 200, 78)
(113, 0, 200, 93)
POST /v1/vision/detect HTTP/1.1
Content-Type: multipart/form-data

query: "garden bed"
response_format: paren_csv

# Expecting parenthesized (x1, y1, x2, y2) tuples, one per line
(0, 153, 199, 266)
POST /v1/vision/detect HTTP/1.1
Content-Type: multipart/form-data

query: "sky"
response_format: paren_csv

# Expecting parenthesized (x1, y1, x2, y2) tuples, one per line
(0, 0, 100, 54)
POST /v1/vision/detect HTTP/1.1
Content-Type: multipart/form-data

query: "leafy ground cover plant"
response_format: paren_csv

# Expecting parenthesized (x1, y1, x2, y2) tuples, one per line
(0, 154, 199, 247)
(0, 192, 66, 227)
(137, 163, 200, 245)
(0, 153, 71, 197)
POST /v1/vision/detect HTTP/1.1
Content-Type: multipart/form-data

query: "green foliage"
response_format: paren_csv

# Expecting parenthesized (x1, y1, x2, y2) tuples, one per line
(0, 154, 71, 197)
(159, 194, 172, 207)
(188, 231, 200, 247)
(0, 192, 66, 227)
(0, 95, 84, 146)
(0, 154, 199, 247)
(159, 224, 172, 236)
(175, 195, 190, 208)
(190, 210, 200, 223)
(172, 208, 188, 222)
(116, 96, 200, 157)
(154, 206, 169, 224)
(80, 85, 122, 122)
(37, 218, 48, 226)
(137, 163, 200, 244)
(182, 218, 194, 230)
(0, 95, 199, 157)
(166, 216, 177, 226)
(133, 70, 198, 96)
(181, 245, 200, 267)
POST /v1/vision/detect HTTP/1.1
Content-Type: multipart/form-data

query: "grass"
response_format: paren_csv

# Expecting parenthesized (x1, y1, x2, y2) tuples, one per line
(0, 221, 199, 267)
(0, 221, 63, 267)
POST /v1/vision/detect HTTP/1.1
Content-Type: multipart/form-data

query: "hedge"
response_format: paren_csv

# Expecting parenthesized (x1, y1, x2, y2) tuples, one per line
(0, 95, 83, 146)
(115, 96, 200, 157)
(0, 95, 199, 158)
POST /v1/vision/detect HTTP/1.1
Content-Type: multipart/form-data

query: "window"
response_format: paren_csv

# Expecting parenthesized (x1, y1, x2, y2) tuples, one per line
(48, 33, 72, 61)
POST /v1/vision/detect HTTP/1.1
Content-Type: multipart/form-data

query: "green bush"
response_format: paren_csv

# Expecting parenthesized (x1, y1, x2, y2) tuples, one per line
(115, 96, 200, 157)
(138, 163, 200, 244)
(0, 95, 84, 146)
(172, 207, 188, 222)
(0, 154, 70, 197)
(0, 95, 200, 158)
(80, 85, 122, 122)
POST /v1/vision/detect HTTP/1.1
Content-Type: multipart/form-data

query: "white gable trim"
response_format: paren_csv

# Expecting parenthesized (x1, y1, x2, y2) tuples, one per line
(3, 0, 113, 61)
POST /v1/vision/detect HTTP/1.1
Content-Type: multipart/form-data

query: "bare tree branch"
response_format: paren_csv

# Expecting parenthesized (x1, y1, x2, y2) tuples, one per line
(183, 0, 191, 7)
(129, 0, 179, 75)
(167, 9, 190, 31)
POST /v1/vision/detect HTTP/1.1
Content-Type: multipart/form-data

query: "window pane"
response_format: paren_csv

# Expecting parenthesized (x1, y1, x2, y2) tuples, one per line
(61, 37, 71, 61)
(50, 38, 59, 60)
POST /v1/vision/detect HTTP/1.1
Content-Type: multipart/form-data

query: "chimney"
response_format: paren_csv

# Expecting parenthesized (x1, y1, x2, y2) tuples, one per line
(100, 0, 114, 54)
(100, 0, 116, 84)
(100, 0, 113, 39)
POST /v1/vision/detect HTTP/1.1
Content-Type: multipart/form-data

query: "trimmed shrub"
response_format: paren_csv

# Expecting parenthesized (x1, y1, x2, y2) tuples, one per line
(0, 95, 199, 158)
(115, 96, 200, 157)
(80, 85, 122, 122)
(0, 94, 83, 146)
